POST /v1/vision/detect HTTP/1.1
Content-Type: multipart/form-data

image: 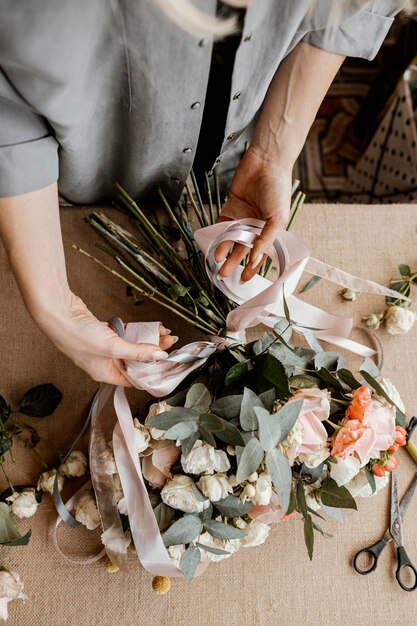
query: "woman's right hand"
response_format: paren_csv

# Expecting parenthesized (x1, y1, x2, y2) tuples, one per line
(39, 292, 178, 387)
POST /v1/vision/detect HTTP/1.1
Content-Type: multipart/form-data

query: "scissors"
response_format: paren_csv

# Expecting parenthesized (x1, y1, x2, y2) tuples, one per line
(353, 472, 417, 591)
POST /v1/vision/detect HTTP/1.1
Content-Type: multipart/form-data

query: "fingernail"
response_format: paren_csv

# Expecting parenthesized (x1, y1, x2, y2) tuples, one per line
(239, 278, 247, 285)
(165, 328, 172, 334)
(171, 336, 179, 343)
(152, 350, 169, 360)
(251, 253, 263, 269)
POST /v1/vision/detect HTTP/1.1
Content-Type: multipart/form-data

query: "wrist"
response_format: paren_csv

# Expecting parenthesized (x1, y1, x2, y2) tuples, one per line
(29, 283, 74, 326)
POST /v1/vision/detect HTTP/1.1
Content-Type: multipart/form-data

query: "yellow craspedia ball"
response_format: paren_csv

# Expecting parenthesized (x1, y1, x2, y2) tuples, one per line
(104, 560, 119, 573)
(152, 576, 171, 594)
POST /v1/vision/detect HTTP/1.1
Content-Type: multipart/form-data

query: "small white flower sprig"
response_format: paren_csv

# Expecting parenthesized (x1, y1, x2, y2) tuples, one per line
(338, 263, 417, 335)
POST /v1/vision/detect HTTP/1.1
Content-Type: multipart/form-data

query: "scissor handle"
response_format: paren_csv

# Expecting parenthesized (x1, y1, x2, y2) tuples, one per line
(396, 546, 417, 591)
(353, 539, 387, 575)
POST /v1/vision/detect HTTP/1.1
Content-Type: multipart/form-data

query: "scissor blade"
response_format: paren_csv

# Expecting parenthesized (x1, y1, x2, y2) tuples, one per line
(399, 472, 417, 518)
(390, 473, 404, 547)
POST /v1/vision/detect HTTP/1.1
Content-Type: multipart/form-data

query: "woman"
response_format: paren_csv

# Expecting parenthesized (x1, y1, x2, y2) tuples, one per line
(0, 0, 406, 385)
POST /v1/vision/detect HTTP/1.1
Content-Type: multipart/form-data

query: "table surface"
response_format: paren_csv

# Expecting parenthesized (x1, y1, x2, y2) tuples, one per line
(1, 203, 417, 626)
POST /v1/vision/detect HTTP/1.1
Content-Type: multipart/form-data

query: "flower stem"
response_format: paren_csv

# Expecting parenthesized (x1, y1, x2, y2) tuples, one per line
(406, 440, 417, 465)
(324, 419, 341, 432)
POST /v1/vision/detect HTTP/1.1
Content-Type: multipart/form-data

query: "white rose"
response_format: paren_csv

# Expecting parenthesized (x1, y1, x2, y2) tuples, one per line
(329, 456, 362, 487)
(197, 474, 233, 502)
(74, 492, 101, 530)
(6, 488, 38, 519)
(0, 571, 27, 621)
(241, 519, 270, 548)
(101, 446, 117, 475)
(167, 544, 186, 567)
(133, 418, 151, 453)
(298, 444, 330, 469)
(198, 532, 240, 562)
(180, 440, 231, 476)
(346, 469, 389, 498)
(101, 528, 131, 554)
(385, 306, 416, 335)
(145, 401, 173, 440)
(61, 450, 88, 478)
(161, 475, 209, 513)
(377, 377, 406, 414)
(37, 469, 64, 495)
(251, 473, 273, 506)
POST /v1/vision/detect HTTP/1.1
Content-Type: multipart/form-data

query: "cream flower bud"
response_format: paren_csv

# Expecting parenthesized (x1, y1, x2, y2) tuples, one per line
(161, 475, 209, 513)
(233, 517, 247, 529)
(0, 571, 28, 621)
(248, 472, 258, 483)
(167, 544, 186, 567)
(6, 488, 38, 519)
(74, 491, 101, 530)
(61, 450, 88, 478)
(133, 418, 151, 453)
(252, 473, 272, 506)
(226, 445, 236, 456)
(363, 313, 383, 331)
(37, 469, 64, 495)
(197, 473, 233, 502)
(341, 288, 359, 301)
(242, 484, 256, 498)
(385, 305, 416, 335)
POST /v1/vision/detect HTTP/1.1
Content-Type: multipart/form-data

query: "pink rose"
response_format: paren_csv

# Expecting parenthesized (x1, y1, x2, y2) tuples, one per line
(283, 388, 330, 468)
(142, 440, 180, 488)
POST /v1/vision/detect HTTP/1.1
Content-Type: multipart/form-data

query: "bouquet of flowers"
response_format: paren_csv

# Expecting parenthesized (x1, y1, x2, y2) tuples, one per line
(68, 175, 412, 588)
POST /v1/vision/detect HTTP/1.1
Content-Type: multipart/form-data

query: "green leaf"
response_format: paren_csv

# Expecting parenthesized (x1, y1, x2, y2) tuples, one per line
(214, 495, 252, 518)
(169, 284, 191, 301)
(199, 414, 224, 431)
(314, 352, 345, 372)
(19, 383, 62, 418)
(316, 368, 346, 393)
(274, 398, 304, 442)
(196, 542, 230, 556)
(282, 288, 291, 325)
(269, 343, 308, 377)
(336, 368, 362, 390)
(225, 361, 249, 386)
(299, 275, 322, 294)
(211, 395, 243, 419)
(191, 482, 208, 502)
(273, 319, 293, 343)
(0, 502, 31, 545)
(321, 504, 343, 523)
(164, 420, 198, 441)
(360, 370, 406, 421)
(185, 383, 212, 413)
(303, 514, 314, 560)
(236, 437, 264, 483)
(201, 502, 213, 521)
(181, 431, 200, 457)
(198, 425, 217, 447)
(146, 407, 199, 431)
(161, 514, 203, 547)
(312, 521, 332, 539)
(0, 396, 10, 420)
(258, 388, 276, 412)
(256, 399, 303, 451)
(287, 487, 297, 515)
(399, 264, 411, 276)
(360, 358, 381, 379)
(296, 479, 309, 519)
(153, 502, 176, 532)
(253, 333, 276, 356)
(257, 354, 290, 399)
(203, 519, 247, 540)
(199, 414, 244, 446)
(300, 462, 325, 484)
(166, 388, 188, 407)
(240, 387, 263, 431)
(320, 477, 357, 510)
(179, 546, 201, 581)
(265, 448, 292, 515)
(0, 437, 12, 455)
(364, 467, 376, 495)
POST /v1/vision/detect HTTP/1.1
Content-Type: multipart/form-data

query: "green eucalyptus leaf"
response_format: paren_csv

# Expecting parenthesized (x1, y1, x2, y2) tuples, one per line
(211, 395, 243, 419)
(240, 387, 263, 431)
(253, 333, 276, 356)
(336, 368, 362, 390)
(196, 542, 230, 556)
(179, 546, 201, 581)
(161, 514, 203, 547)
(166, 388, 188, 407)
(236, 438, 264, 483)
(201, 502, 213, 521)
(254, 407, 279, 452)
(214, 420, 245, 447)
(185, 383, 212, 413)
(153, 502, 176, 532)
(304, 514, 314, 561)
(258, 388, 276, 412)
(3, 530, 32, 547)
(399, 264, 411, 276)
(164, 420, 198, 441)
(314, 352, 345, 372)
(273, 319, 293, 343)
(191, 482, 208, 503)
(320, 477, 357, 510)
(181, 431, 200, 457)
(0, 396, 10, 420)
(274, 398, 303, 442)
(214, 495, 252, 517)
(265, 448, 292, 515)
(199, 414, 224, 431)
(198, 425, 217, 447)
(203, 519, 247, 540)
(19, 383, 62, 418)
(0, 502, 31, 545)
(360, 358, 381, 379)
(321, 503, 344, 523)
(225, 361, 249, 386)
(147, 407, 199, 431)
(300, 462, 325, 484)
(0, 437, 12, 456)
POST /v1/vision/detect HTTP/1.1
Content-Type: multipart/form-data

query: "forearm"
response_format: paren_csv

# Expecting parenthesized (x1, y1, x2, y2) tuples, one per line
(250, 42, 345, 165)
(0, 183, 71, 325)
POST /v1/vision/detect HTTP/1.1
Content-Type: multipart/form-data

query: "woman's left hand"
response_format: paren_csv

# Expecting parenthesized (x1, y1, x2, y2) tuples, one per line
(215, 147, 292, 282)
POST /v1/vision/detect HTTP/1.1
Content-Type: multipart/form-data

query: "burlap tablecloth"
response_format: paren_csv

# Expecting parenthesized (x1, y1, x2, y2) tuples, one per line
(1, 204, 416, 626)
